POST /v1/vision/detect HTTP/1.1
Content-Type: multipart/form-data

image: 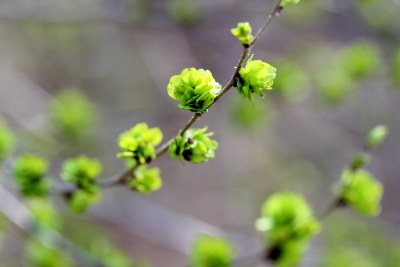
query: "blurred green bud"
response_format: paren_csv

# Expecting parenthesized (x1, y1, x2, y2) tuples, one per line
(392, 48, 400, 88)
(350, 153, 371, 171)
(167, 68, 221, 113)
(190, 235, 234, 267)
(0, 119, 15, 161)
(91, 239, 133, 267)
(50, 89, 98, 140)
(117, 123, 163, 165)
(62, 156, 102, 213)
(13, 155, 51, 197)
(230, 96, 272, 129)
(69, 189, 101, 214)
(28, 199, 60, 230)
(366, 125, 388, 150)
(62, 155, 102, 192)
(169, 127, 218, 163)
(336, 169, 383, 216)
(316, 67, 355, 104)
(167, 0, 201, 24)
(231, 22, 253, 45)
(237, 57, 276, 104)
(129, 165, 162, 194)
(281, 0, 301, 8)
(272, 61, 310, 102)
(338, 41, 380, 80)
(27, 240, 70, 267)
(258, 192, 320, 266)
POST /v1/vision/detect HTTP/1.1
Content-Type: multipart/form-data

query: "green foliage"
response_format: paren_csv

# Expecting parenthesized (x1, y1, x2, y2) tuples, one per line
(350, 153, 371, 171)
(316, 66, 355, 104)
(117, 123, 163, 165)
(167, 68, 221, 113)
(0, 118, 15, 161)
(230, 96, 272, 129)
(237, 57, 276, 104)
(13, 154, 51, 197)
(91, 240, 134, 267)
(69, 189, 101, 214)
(231, 22, 253, 45)
(26, 240, 71, 267)
(28, 199, 61, 230)
(257, 192, 320, 267)
(366, 125, 388, 150)
(336, 169, 383, 216)
(169, 127, 218, 163)
(62, 156, 103, 213)
(272, 61, 309, 102)
(281, 0, 301, 8)
(129, 165, 162, 194)
(323, 247, 379, 267)
(392, 48, 400, 87)
(338, 41, 380, 80)
(50, 89, 97, 140)
(167, 0, 200, 24)
(190, 235, 234, 267)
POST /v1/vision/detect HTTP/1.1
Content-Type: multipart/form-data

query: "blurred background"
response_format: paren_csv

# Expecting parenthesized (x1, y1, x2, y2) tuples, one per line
(0, 0, 400, 266)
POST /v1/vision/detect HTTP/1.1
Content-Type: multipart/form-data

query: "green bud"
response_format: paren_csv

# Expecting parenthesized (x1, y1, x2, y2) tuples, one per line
(190, 235, 234, 267)
(50, 89, 97, 140)
(392, 48, 400, 88)
(258, 192, 320, 266)
(117, 123, 163, 165)
(336, 169, 383, 216)
(167, 68, 221, 113)
(27, 240, 71, 267)
(281, 0, 301, 8)
(129, 165, 162, 194)
(0, 118, 15, 162)
(61, 155, 102, 193)
(69, 189, 101, 214)
(237, 57, 276, 104)
(338, 41, 380, 80)
(91, 239, 134, 267)
(169, 127, 218, 163)
(366, 125, 388, 150)
(28, 199, 60, 230)
(231, 22, 253, 45)
(350, 153, 371, 171)
(13, 155, 51, 197)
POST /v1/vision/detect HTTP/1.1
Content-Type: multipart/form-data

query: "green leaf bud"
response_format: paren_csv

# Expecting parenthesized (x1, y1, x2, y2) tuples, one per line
(61, 155, 102, 192)
(350, 153, 371, 171)
(169, 127, 218, 163)
(281, 0, 301, 8)
(90, 239, 134, 267)
(190, 235, 234, 267)
(258, 192, 320, 266)
(231, 22, 253, 45)
(0, 118, 15, 162)
(338, 41, 380, 80)
(28, 199, 60, 230)
(392, 48, 400, 88)
(117, 123, 163, 165)
(167, 68, 221, 113)
(50, 89, 98, 140)
(365, 125, 388, 150)
(336, 169, 383, 216)
(69, 189, 101, 214)
(27, 240, 71, 267)
(237, 57, 277, 104)
(129, 165, 162, 194)
(13, 155, 51, 197)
